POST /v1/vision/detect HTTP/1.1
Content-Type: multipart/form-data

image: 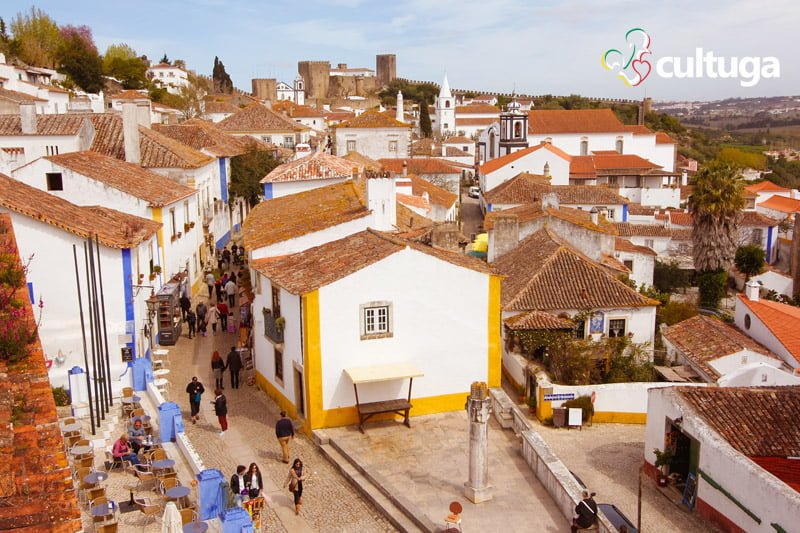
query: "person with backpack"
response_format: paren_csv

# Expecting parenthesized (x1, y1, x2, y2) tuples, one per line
(186, 309, 197, 339)
(185, 376, 205, 424)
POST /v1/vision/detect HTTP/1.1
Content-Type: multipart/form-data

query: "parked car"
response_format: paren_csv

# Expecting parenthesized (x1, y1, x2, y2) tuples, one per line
(468, 186, 480, 198)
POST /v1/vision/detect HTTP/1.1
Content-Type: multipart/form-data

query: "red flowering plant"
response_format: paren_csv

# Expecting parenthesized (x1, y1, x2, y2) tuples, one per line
(0, 222, 38, 362)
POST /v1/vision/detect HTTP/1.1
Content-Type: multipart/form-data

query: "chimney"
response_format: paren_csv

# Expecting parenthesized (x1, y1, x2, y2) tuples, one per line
(489, 214, 519, 262)
(681, 170, 688, 186)
(590, 207, 600, 226)
(431, 223, 461, 251)
(338, 63, 347, 70)
(541, 192, 559, 210)
(20, 103, 37, 134)
(366, 175, 397, 231)
(121, 102, 141, 165)
(543, 162, 550, 178)
(395, 176, 412, 196)
(402, 160, 408, 177)
(136, 102, 151, 128)
(745, 279, 760, 301)
(396, 90, 404, 123)
(441, 144, 447, 157)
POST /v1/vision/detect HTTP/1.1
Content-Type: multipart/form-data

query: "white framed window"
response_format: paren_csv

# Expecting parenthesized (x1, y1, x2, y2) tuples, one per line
(388, 140, 398, 152)
(608, 318, 627, 338)
(360, 301, 393, 339)
(170, 208, 177, 237)
(283, 136, 295, 148)
(616, 138, 624, 154)
(644, 239, 655, 249)
(580, 138, 589, 156)
(606, 208, 615, 220)
(346, 140, 357, 152)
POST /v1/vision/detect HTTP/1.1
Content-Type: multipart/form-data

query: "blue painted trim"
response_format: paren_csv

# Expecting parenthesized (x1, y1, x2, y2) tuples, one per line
(263, 182, 273, 200)
(234, 223, 241, 233)
(27, 282, 34, 304)
(487, 203, 493, 212)
(766, 226, 774, 264)
(622, 204, 628, 222)
(122, 248, 136, 357)
(215, 230, 231, 249)
(219, 158, 229, 203)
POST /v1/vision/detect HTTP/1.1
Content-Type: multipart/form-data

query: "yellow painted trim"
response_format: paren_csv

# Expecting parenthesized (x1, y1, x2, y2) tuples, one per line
(537, 386, 553, 421)
(254, 371, 298, 420)
(151, 207, 166, 269)
(302, 291, 323, 431)
(592, 412, 647, 424)
(487, 275, 502, 387)
(310, 391, 469, 430)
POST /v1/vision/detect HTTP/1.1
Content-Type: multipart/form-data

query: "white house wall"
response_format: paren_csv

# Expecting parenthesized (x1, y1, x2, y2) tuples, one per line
(317, 248, 490, 409)
(250, 216, 370, 260)
(270, 177, 348, 199)
(334, 127, 410, 160)
(734, 300, 799, 369)
(482, 150, 570, 191)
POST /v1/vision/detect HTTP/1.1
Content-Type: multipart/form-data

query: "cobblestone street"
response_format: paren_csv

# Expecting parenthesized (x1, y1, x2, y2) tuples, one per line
(164, 277, 395, 533)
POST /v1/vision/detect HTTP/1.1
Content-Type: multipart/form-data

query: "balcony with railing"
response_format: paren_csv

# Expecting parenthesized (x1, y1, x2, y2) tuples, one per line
(262, 309, 284, 344)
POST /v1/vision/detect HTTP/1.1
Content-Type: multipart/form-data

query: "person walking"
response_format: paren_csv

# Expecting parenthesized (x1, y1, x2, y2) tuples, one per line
(179, 293, 191, 321)
(275, 411, 295, 463)
(217, 301, 229, 332)
(244, 462, 263, 499)
(205, 271, 215, 300)
(211, 351, 225, 389)
(207, 304, 220, 335)
(225, 277, 237, 308)
(186, 309, 196, 339)
(215, 276, 224, 303)
(196, 301, 208, 337)
(230, 465, 247, 507)
(571, 491, 598, 533)
(186, 376, 205, 424)
(226, 346, 242, 389)
(211, 388, 228, 436)
(284, 458, 308, 515)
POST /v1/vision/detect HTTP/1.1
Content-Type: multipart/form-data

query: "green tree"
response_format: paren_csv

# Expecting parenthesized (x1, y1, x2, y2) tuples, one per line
(9, 7, 61, 67)
(102, 43, 148, 89)
(55, 26, 103, 93)
(419, 102, 432, 138)
(230, 141, 281, 206)
(657, 300, 698, 327)
(689, 161, 744, 308)
(212, 56, 233, 94)
(734, 244, 766, 280)
(160, 53, 170, 65)
(653, 259, 690, 294)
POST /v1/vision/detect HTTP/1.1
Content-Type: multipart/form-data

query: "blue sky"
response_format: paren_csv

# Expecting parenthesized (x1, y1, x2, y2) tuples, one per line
(10, 0, 798, 101)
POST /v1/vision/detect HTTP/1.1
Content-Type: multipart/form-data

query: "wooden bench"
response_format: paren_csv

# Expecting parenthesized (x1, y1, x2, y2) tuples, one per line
(356, 398, 412, 433)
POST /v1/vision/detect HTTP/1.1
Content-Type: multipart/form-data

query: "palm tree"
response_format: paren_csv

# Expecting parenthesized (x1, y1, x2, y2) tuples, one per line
(688, 161, 744, 308)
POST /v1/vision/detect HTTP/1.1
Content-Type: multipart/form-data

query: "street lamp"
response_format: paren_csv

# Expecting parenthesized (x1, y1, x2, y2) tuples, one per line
(145, 291, 160, 356)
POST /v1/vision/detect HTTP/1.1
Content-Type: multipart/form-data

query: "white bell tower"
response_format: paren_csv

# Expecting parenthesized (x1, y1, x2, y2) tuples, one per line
(435, 75, 455, 136)
(293, 74, 305, 105)
(396, 90, 404, 123)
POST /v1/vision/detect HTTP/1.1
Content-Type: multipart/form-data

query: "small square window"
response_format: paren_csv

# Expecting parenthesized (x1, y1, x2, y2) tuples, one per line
(623, 260, 634, 271)
(360, 302, 393, 339)
(46, 172, 63, 191)
(274, 344, 284, 382)
(388, 140, 398, 152)
(574, 320, 585, 340)
(346, 140, 357, 153)
(608, 319, 627, 338)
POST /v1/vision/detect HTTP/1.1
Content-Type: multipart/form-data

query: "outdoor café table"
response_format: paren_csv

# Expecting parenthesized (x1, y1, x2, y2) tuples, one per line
(152, 459, 175, 471)
(91, 500, 117, 521)
(61, 422, 81, 434)
(153, 368, 170, 377)
(183, 522, 208, 533)
(84, 471, 109, 485)
(70, 445, 93, 457)
(121, 396, 141, 405)
(166, 485, 191, 507)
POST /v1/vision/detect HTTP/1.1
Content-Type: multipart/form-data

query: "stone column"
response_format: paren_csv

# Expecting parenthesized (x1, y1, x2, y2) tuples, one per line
(465, 381, 492, 503)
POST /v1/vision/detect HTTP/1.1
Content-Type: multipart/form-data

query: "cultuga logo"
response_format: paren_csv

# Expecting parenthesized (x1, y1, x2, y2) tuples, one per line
(601, 28, 780, 88)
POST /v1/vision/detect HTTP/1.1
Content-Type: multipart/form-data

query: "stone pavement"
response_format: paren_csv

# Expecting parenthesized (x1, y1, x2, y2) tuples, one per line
(325, 412, 569, 533)
(162, 277, 395, 533)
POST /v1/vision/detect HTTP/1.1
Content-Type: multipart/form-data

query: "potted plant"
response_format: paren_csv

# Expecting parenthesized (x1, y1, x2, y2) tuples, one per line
(171, 234, 178, 242)
(653, 448, 674, 487)
(275, 316, 286, 332)
(177, 231, 182, 238)
(150, 265, 162, 281)
(184, 222, 191, 232)
(527, 394, 537, 415)
(190, 221, 196, 228)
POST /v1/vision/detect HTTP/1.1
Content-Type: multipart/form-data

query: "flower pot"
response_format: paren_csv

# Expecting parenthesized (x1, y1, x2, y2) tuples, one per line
(657, 474, 668, 487)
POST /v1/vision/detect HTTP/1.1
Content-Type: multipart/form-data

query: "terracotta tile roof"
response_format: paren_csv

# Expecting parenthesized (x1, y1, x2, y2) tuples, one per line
(622, 125, 653, 135)
(251, 229, 491, 294)
(655, 132, 675, 144)
(343, 151, 382, 171)
(218, 103, 306, 133)
(444, 136, 473, 144)
(32, 81, 69, 94)
(677, 386, 800, 457)
(742, 188, 759, 199)
(110, 89, 150, 100)
(484, 203, 616, 234)
(45, 151, 196, 207)
(745, 180, 790, 193)
(204, 100, 241, 114)
(154, 118, 250, 157)
(325, 110, 356, 122)
(395, 202, 434, 233)
(757, 195, 800, 214)
(527, 109, 625, 134)
(484, 173, 628, 206)
(272, 101, 325, 118)
(455, 103, 500, 114)
(243, 180, 369, 251)
(261, 151, 360, 183)
(408, 174, 457, 208)
(614, 223, 672, 237)
(87, 113, 214, 169)
(379, 158, 462, 175)
(738, 294, 800, 364)
(479, 143, 572, 175)
(668, 211, 693, 227)
(495, 228, 658, 311)
(670, 229, 693, 241)
(615, 238, 657, 256)
(410, 138, 467, 158)
(662, 315, 773, 378)
(0, 113, 87, 136)
(0, 173, 160, 248)
(454, 117, 497, 126)
(627, 204, 657, 215)
(396, 192, 430, 212)
(336, 109, 410, 129)
(570, 154, 663, 178)
(0, 87, 47, 103)
(740, 210, 780, 226)
(504, 310, 576, 330)
(680, 185, 693, 200)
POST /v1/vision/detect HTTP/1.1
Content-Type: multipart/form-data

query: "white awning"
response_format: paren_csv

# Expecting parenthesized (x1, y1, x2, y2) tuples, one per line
(345, 362, 424, 385)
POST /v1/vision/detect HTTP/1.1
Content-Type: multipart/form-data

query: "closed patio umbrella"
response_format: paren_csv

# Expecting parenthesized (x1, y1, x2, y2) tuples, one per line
(162, 501, 182, 533)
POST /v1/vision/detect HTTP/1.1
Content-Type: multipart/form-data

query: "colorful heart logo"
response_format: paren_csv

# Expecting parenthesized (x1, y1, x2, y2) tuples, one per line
(601, 28, 652, 87)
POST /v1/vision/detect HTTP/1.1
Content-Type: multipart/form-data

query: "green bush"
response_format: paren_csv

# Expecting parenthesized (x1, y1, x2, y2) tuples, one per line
(52, 386, 70, 407)
(697, 270, 728, 308)
(563, 395, 594, 422)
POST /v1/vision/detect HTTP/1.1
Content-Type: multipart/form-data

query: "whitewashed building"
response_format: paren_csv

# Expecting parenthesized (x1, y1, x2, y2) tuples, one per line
(735, 281, 800, 370)
(147, 63, 189, 95)
(219, 103, 310, 149)
(260, 151, 361, 200)
(334, 109, 411, 160)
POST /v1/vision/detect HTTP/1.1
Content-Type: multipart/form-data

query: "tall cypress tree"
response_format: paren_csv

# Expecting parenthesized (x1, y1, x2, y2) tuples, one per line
(419, 101, 432, 138)
(212, 56, 233, 94)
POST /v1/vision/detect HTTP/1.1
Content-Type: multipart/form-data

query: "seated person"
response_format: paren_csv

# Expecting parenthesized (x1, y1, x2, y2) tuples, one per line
(112, 434, 140, 465)
(571, 490, 598, 533)
(128, 419, 149, 453)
